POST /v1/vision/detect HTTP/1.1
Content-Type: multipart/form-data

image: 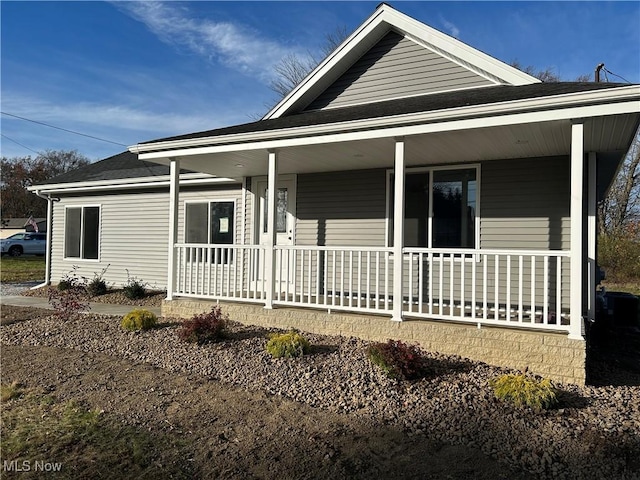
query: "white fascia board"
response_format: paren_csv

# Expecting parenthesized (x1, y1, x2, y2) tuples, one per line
(263, 4, 539, 120)
(138, 100, 639, 161)
(132, 86, 640, 158)
(263, 7, 389, 120)
(386, 8, 540, 86)
(27, 173, 239, 195)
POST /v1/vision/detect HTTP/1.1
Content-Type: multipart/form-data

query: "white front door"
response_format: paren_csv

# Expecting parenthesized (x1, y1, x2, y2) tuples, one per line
(256, 176, 296, 292)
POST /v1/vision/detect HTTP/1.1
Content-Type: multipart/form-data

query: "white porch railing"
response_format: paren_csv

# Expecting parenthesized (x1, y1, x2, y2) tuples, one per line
(403, 248, 571, 331)
(173, 244, 572, 332)
(175, 244, 267, 302)
(273, 246, 395, 314)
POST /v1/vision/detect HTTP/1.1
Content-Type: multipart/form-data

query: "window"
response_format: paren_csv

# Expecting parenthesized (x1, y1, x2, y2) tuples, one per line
(64, 206, 100, 259)
(262, 188, 288, 234)
(389, 166, 478, 249)
(185, 201, 235, 262)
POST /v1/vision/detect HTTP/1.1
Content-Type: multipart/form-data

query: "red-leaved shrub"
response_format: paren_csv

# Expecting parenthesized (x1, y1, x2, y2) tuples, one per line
(177, 306, 228, 344)
(367, 340, 426, 380)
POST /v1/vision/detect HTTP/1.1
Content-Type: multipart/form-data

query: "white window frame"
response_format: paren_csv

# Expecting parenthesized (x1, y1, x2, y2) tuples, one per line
(385, 164, 481, 254)
(63, 204, 102, 261)
(183, 199, 237, 244)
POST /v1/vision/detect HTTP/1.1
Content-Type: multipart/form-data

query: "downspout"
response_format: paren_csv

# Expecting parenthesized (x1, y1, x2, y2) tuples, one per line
(32, 190, 59, 289)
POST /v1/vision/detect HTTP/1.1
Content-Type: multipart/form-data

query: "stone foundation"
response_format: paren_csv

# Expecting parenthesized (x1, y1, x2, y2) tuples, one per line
(163, 298, 586, 385)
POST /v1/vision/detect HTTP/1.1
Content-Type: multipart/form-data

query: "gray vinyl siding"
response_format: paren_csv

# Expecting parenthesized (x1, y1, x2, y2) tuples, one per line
(289, 158, 571, 315)
(480, 156, 570, 251)
(305, 31, 493, 111)
(50, 185, 242, 291)
(296, 169, 387, 247)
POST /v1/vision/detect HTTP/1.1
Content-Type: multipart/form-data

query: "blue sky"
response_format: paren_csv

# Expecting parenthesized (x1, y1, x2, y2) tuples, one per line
(2, 1, 639, 161)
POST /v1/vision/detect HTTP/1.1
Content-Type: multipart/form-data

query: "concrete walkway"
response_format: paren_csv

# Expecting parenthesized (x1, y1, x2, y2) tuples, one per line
(0, 295, 161, 317)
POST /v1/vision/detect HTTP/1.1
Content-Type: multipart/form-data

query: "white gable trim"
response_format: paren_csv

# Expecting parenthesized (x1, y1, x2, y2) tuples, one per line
(264, 4, 539, 120)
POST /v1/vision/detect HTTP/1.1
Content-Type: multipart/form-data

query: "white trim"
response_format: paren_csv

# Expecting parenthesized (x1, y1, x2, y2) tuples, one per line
(587, 152, 597, 323)
(264, 151, 278, 309)
(62, 204, 102, 262)
(263, 4, 538, 119)
(252, 173, 297, 246)
(241, 177, 247, 247)
(134, 88, 640, 159)
(392, 139, 405, 321)
(569, 123, 584, 340)
(167, 160, 180, 301)
(27, 174, 237, 195)
(183, 198, 238, 244)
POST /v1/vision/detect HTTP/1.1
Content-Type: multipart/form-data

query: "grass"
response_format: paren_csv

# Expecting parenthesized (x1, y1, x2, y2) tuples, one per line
(601, 281, 640, 297)
(0, 256, 45, 283)
(0, 384, 193, 479)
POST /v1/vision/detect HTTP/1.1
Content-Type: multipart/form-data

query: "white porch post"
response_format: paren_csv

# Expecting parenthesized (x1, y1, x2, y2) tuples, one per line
(264, 150, 278, 309)
(570, 123, 585, 339)
(166, 158, 180, 301)
(392, 138, 405, 321)
(587, 151, 597, 323)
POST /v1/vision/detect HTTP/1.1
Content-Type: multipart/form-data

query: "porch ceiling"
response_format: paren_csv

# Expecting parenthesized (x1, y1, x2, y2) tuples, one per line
(162, 113, 639, 179)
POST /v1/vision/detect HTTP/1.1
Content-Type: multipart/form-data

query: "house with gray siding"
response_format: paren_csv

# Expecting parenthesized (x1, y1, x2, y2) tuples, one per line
(30, 4, 640, 384)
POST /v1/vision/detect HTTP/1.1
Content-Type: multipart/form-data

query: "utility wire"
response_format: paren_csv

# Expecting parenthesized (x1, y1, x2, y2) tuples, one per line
(1, 111, 128, 147)
(602, 67, 632, 84)
(0, 133, 41, 155)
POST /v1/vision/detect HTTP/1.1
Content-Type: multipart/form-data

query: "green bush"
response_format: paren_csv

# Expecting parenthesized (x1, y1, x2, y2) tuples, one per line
(121, 309, 157, 331)
(87, 265, 109, 297)
(177, 306, 228, 344)
(490, 373, 558, 412)
(265, 331, 310, 358)
(367, 340, 426, 380)
(122, 270, 147, 300)
(598, 229, 640, 283)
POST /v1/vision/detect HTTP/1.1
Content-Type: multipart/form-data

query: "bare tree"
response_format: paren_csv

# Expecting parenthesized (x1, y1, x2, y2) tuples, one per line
(269, 26, 349, 100)
(510, 61, 591, 82)
(0, 150, 90, 219)
(599, 129, 640, 234)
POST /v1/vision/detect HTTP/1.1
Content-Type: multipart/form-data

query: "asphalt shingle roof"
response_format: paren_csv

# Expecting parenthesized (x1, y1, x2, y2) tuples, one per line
(38, 151, 192, 186)
(140, 82, 630, 146)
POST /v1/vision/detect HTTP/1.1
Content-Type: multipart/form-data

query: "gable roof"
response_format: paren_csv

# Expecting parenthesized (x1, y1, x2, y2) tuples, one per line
(263, 3, 540, 119)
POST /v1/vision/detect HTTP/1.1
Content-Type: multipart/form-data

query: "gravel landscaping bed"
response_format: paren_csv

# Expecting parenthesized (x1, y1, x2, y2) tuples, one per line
(1, 308, 639, 479)
(20, 285, 165, 307)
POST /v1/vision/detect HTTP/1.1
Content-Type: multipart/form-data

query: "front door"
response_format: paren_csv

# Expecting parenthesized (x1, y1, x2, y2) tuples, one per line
(256, 176, 296, 292)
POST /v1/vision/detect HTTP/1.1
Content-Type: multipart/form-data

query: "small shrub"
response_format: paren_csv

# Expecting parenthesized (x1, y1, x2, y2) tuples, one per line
(265, 330, 311, 358)
(122, 269, 147, 300)
(87, 265, 110, 297)
(121, 309, 157, 331)
(177, 306, 228, 344)
(490, 373, 558, 411)
(49, 267, 89, 320)
(367, 340, 425, 380)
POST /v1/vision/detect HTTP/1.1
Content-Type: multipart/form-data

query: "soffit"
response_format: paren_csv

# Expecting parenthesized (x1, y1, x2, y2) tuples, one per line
(163, 114, 639, 179)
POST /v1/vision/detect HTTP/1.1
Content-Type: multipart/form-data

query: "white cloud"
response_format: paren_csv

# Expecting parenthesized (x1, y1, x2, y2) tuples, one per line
(115, 2, 303, 82)
(438, 16, 460, 38)
(1, 93, 251, 154)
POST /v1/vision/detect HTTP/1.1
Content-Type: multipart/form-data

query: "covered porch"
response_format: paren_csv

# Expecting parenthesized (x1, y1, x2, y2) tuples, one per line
(132, 88, 640, 341)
